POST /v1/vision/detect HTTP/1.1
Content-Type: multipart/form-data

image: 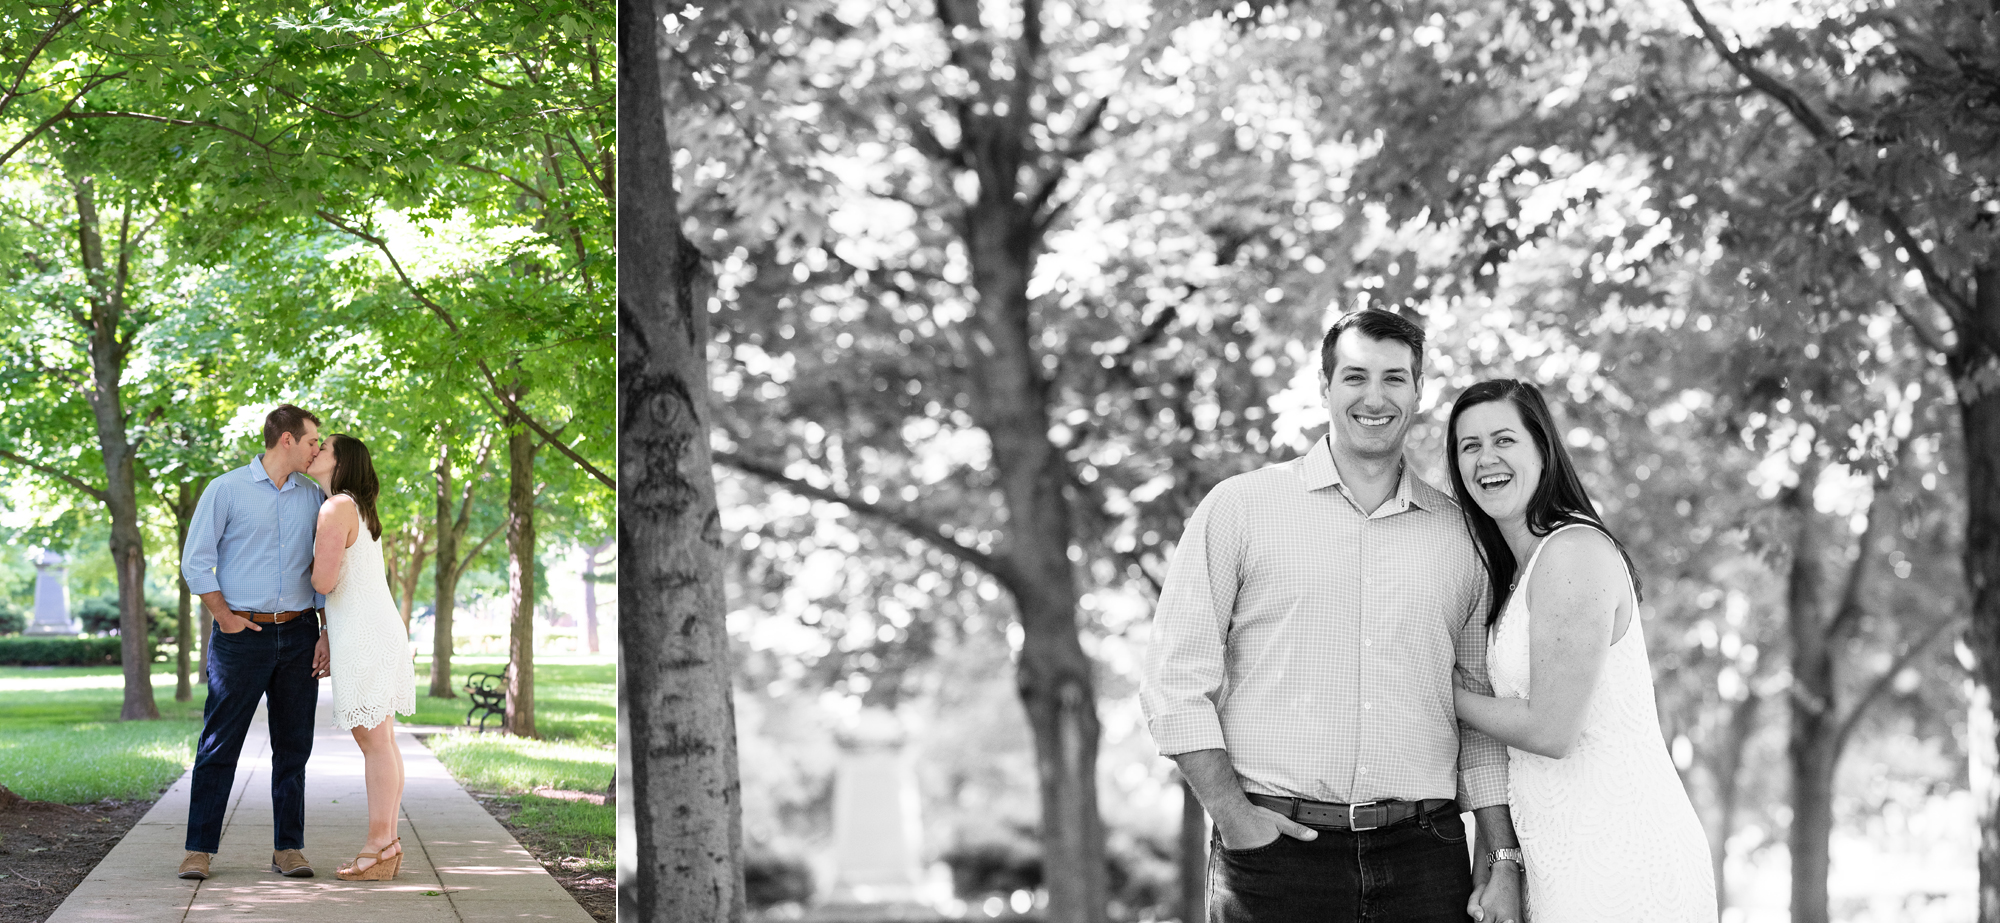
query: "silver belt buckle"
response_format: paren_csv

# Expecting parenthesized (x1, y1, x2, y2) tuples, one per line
(1347, 800, 1381, 831)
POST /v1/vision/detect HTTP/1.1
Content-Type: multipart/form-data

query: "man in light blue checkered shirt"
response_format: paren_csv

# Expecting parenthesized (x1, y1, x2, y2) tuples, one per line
(1143, 309, 1525, 923)
(176, 405, 330, 881)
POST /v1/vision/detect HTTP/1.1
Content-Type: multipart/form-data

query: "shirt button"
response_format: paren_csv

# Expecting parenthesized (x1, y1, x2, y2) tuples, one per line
(1364, 639, 1372, 647)
(1363, 702, 1372, 710)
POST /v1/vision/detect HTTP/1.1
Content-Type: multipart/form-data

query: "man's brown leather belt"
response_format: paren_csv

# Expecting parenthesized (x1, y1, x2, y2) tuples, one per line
(231, 609, 308, 624)
(1245, 793, 1457, 831)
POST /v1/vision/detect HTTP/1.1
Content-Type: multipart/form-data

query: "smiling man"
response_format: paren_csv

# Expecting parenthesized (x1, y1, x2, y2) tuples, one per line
(1140, 308, 1525, 923)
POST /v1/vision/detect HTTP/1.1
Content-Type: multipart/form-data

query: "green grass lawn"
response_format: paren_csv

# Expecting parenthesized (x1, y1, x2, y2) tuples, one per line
(412, 655, 614, 794)
(0, 665, 206, 803)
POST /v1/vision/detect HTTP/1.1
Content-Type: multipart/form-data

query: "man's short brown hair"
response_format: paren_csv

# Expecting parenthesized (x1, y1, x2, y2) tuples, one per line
(263, 404, 322, 449)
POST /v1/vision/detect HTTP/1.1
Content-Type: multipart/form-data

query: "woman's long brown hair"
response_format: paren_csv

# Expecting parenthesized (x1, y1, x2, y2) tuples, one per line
(328, 434, 383, 541)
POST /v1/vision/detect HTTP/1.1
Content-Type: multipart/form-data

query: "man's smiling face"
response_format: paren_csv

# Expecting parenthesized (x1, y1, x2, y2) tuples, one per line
(1322, 330, 1419, 462)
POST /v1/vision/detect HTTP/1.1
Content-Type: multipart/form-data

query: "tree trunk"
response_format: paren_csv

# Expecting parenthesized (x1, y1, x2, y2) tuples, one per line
(432, 444, 461, 698)
(1960, 267, 2000, 923)
(170, 480, 206, 703)
(618, 0, 745, 918)
(583, 536, 610, 655)
(504, 408, 538, 739)
(1783, 456, 1833, 923)
(1178, 776, 1205, 923)
(72, 175, 157, 722)
(1710, 691, 1761, 914)
(960, 106, 1110, 923)
(385, 528, 429, 634)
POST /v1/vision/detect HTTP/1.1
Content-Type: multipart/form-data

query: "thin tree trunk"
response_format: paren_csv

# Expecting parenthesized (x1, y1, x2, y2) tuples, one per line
(1783, 455, 1833, 923)
(1710, 691, 1761, 914)
(433, 443, 461, 698)
(618, 0, 745, 917)
(1960, 267, 2000, 923)
(170, 480, 206, 703)
(1178, 776, 1205, 923)
(504, 405, 538, 739)
(583, 536, 610, 655)
(72, 175, 157, 722)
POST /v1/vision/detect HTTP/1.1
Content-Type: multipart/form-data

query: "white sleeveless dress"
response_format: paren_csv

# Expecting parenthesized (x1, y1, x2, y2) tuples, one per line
(323, 504, 417, 731)
(1488, 524, 1716, 922)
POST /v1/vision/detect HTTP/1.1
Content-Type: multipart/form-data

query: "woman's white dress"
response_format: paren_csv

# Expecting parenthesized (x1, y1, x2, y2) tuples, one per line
(1487, 523, 1716, 922)
(323, 505, 416, 731)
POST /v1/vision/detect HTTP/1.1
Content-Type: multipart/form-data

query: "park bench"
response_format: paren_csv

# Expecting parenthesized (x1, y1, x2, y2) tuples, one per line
(463, 668, 507, 733)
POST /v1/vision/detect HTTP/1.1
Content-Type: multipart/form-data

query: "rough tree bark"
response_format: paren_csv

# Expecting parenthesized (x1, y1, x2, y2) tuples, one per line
(503, 403, 539, 739)
(617, 0, 746, 918)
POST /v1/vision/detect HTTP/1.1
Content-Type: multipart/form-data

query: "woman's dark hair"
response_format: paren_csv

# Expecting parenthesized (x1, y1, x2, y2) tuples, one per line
(1445, 379, 1641, 625)
(327, 434, 383, 541)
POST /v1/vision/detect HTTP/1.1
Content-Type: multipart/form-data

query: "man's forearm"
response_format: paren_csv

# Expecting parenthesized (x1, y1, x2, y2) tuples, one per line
(1472, 804, 1518, 850)
(198, 591, 233, 621)
(1172, 748, 1255, 823)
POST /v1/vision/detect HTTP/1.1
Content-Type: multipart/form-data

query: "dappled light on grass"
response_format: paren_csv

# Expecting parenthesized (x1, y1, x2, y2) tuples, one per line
(0, 721, 196, 802)
(0, 665, 205, 802)
(427, 733, 613, 793)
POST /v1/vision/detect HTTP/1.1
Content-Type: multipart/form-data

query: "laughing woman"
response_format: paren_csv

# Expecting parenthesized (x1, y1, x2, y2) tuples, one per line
(1446, 379, 1713, 922)
(309, 434, 417, 881)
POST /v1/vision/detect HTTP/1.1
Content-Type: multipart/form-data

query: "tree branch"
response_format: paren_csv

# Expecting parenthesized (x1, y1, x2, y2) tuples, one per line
(0, 448, 108, 502)
(1831, 615, 1956, 754)
(62, 111, 291, 156)
(315, 209, 615, 490)
(714, 449, 1025, 592)
(1681, 0, 1988, 358)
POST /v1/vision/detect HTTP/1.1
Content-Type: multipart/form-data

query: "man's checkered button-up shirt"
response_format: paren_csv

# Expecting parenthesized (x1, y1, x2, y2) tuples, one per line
(1140, 436, 1508, 810)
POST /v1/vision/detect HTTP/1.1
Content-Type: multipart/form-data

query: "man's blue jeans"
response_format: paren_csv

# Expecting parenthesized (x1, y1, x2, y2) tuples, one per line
(1208, 802, 1474, 922)
(183, 616, 319, 853)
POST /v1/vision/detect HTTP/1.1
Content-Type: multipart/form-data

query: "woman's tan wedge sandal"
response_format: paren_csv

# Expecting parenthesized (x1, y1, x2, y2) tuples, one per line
(336, 837, 402, 881)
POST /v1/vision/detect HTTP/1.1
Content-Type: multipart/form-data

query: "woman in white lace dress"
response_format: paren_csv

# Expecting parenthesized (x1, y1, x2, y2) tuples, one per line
(1445, 380, 1714, 922)
(308, 434, 417, 881)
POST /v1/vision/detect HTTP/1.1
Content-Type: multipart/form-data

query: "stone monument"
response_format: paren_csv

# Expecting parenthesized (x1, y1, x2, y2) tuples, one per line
(811, 708, 941, 920)
(25, 549, 77, 636)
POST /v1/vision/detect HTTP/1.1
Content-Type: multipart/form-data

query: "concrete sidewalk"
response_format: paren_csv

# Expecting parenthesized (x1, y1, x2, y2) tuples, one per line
(47, 686, 595, 923)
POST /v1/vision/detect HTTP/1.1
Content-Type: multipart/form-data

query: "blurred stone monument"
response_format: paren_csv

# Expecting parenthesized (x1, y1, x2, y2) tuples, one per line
(25, 550, 77, 635)
(809, 708, 940, 921)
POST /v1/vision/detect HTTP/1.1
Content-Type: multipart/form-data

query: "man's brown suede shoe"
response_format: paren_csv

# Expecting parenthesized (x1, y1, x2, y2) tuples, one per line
(178, 851, 211, 880)
(270, 849, 314, 878)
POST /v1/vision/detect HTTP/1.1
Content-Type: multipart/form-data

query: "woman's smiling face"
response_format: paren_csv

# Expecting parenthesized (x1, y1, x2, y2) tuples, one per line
(1454, 399, 1544, 527)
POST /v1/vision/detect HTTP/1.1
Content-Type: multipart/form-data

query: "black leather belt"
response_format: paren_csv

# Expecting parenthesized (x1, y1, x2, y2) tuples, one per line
(1245, 793, 1457, 831)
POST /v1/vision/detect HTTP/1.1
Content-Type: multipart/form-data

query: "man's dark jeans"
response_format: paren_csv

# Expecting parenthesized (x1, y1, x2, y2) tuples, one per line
(184, 616, 319, 853)
(1209, 803, 1473, 923)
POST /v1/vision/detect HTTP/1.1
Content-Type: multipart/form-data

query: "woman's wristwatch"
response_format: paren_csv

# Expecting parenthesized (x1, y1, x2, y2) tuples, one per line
(1488, 847, 1524, 872)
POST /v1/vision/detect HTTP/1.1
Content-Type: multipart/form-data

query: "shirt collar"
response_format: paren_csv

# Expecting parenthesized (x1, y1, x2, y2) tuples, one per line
(1299, 436, 1434, 513)
(252, 454, 298, 493)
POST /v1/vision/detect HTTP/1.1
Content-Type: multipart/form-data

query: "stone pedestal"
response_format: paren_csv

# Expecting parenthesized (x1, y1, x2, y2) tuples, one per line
(815, 709, 936, 916)
(25, 550, 76, 636)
